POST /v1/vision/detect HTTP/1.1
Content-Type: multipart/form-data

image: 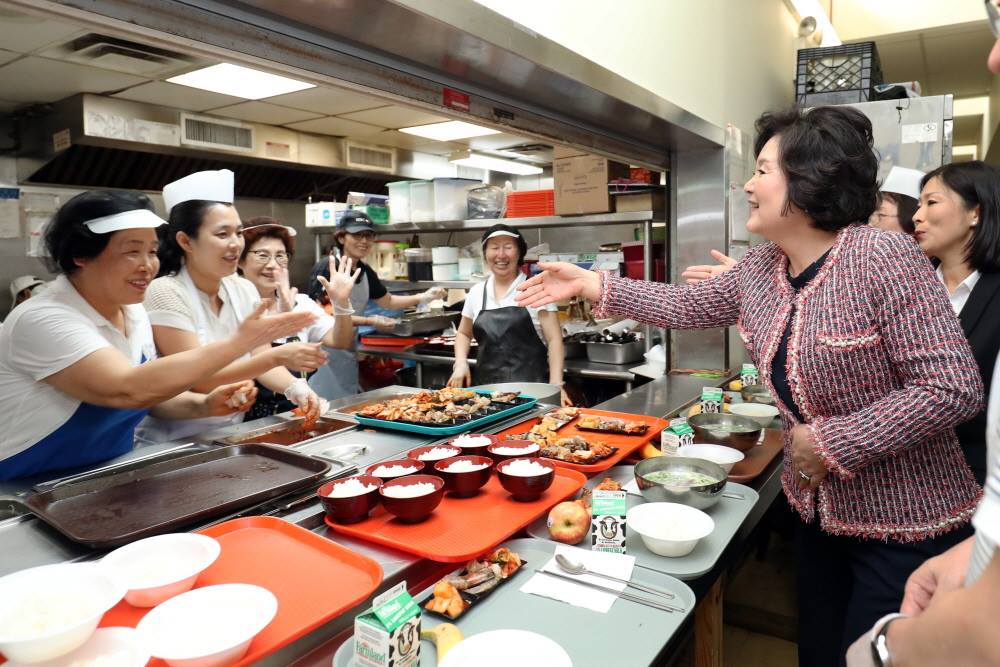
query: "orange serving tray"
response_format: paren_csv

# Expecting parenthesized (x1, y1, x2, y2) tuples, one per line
(99, 516, 383, 666)
(326, 468, 587, 563)
(492, 409, 669, 474)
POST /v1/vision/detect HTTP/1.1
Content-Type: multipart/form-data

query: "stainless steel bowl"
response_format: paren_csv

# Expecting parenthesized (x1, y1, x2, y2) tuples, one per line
(740, 384, 776, 405)
(687, 413, 762, 452)
(633, 456, 727, 510)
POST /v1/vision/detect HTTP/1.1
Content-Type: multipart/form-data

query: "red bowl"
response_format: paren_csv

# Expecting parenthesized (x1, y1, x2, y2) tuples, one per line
(496, 457, 556, 502)
(487, 439, 541, 465)
(366, 459, 423, 482)
(447, 433, 498, 454)
(406, 445, 462, 472)
(433, 455, 493, 498)
(379, 474, 446, 523)
(317, 475, 382, 524)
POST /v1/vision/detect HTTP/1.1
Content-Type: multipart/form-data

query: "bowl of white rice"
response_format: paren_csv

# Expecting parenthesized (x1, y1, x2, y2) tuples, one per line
(433, 455, 494, 498)
(496, 457, 556, 501)
(318, 475, 383, 524)
(487, 439, 541, 464)
(406, 445, 462, 471)
(379, 474, 446, 522)
(449, 433, 497, 451)
(366, 459, 423, 481)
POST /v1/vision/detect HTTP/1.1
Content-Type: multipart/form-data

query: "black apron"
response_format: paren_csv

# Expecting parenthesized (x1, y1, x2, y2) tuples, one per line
(472, 280, 548, 384)
(246, 338, 302, 420)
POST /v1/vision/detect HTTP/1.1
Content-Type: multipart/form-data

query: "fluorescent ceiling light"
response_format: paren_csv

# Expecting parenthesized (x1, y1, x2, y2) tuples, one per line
(953, 145, 978, 158)
(954, 96, 987, 117)
(167, 63, 315, 100)
(400, 120, 501, 141)
(449, 151, 543, 175)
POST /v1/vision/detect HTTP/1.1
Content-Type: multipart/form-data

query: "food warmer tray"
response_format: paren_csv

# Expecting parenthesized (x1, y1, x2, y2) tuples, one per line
(213, 416, 356, 448)
(333, 538, 695, 667)
(24, 444, 331, 548)
(393, 311, 462, 336)
(585, 339, 645, 364)
(353, 393, 538, 436)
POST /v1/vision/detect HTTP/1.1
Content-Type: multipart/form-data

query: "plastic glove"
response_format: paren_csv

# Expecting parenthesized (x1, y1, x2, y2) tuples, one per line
(369, 315, 399, 333)
(283, 378, 321, 421)
(214, 381, 258, 415)
(418, 287, 447, 306)
(447, 361, 471, 388)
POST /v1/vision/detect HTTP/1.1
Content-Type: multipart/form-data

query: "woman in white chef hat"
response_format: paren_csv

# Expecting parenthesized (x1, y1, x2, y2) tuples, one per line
(139, 169, 327, 442)
(869, 166, 924, 234)
(0, 190, 314, 481)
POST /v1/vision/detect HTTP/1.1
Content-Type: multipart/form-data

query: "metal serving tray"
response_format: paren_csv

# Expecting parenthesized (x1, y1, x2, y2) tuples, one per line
(585, 339, 645, 364)
(393, 311, 461, 336)
(24, 444, 331, 548)
(213, 416, 356, 448)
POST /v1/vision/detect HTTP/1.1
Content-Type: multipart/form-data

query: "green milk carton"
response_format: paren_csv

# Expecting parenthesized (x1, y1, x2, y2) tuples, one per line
(354, 583, 421, 667)
(591, 489, 628, 554)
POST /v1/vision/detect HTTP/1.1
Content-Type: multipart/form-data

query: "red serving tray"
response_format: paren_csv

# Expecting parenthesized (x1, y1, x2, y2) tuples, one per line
(492, 409, 668, 473)
(360, 336, 427, 348)
(728, 428, 784, 482)
(326, 468, 586, 563)
(99, 516, 383, 666)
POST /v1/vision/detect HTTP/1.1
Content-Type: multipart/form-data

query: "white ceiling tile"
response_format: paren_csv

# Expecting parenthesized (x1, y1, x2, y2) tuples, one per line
(208, 101, 322, 125)
(265, 86, 384, 115)
(0, 56, 146, 104)
(0, 11, 84, 54)
(0, 49, 20, 67)
(113, 81, 245, 112)
(284, 116, 384, 137)
(357, 129, 466, 154)
(339, 105, 450, 129)
(464, 132, 535, 151)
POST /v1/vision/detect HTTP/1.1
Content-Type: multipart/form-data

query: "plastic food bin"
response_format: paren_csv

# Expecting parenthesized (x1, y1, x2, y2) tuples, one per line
(387, 181, 412, 223)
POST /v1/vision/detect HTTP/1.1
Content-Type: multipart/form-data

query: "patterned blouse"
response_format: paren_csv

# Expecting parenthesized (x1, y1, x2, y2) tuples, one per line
(594, 224, 983, 541)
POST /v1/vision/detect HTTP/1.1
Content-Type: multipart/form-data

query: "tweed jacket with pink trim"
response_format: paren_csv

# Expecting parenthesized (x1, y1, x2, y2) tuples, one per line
(594, 224, 983, 541)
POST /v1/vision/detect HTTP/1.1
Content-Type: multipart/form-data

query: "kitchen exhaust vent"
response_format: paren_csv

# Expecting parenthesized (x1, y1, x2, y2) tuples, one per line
(42, 34, 195, 77)
(181, 113, 254, 152)
(346, 141, 395, 173)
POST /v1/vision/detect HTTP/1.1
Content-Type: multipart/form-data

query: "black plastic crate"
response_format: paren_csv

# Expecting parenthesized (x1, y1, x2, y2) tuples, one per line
(796, 42, 883, 106)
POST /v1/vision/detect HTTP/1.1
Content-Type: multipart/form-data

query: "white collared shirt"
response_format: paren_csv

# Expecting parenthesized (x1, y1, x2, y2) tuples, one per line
(461, 273, 557, 339)
(0, 275, 156, 461)
(936, 266, 981, 315)
(969, 346, 1000, 582)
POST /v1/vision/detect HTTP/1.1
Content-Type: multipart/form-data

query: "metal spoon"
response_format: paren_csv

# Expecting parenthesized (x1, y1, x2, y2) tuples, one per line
(553, 554, 676, 600)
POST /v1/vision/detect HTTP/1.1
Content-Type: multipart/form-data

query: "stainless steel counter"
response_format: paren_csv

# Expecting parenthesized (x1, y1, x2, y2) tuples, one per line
(594, 373, 715, 417)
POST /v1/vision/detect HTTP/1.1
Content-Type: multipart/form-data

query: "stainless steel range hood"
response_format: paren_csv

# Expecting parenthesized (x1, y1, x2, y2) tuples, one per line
(17, 93, 403, 200)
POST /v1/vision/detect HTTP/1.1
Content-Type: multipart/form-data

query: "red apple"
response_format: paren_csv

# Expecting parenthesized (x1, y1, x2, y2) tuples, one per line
(546, 500, 591, 544)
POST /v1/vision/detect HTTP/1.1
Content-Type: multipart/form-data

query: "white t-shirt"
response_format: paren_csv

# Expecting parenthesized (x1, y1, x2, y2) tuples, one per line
(143, 272, 260, 342)
(969, 347, 1000, 582)
(461, 273, 556, 340)
(0, 275, 156, 461)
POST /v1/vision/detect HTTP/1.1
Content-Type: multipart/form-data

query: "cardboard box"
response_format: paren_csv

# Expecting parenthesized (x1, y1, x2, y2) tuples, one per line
(554, 155, 630, 216)
(553, 145, 587, 159)
(613, 189, 667, 214)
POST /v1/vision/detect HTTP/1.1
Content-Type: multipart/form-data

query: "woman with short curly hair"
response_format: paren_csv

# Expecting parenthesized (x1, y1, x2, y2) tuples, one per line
(518, 105, 983, 667)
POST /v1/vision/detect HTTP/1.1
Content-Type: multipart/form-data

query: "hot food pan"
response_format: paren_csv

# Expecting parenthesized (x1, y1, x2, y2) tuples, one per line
(24, 444, 331, 548)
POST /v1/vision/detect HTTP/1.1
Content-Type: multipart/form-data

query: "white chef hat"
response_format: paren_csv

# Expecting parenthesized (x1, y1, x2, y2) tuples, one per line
(10, 275, 44, 301)
(162, 169, 235, 215)
(881, 166, 925, 200)
(83, 208, 167, 234)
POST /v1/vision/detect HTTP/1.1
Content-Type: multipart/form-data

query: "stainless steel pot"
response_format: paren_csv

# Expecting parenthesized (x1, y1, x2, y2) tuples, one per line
(633, 456, 728, 510)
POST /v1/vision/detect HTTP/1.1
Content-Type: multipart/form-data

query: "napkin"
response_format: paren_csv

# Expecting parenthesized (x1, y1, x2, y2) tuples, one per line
(520, 544, 636, 613)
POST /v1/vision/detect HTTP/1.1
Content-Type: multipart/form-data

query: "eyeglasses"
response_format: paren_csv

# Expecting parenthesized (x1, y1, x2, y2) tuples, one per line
(248, 250, 290, 266)
(987, 0, 1000, 38)
(348, 231, 376, 241)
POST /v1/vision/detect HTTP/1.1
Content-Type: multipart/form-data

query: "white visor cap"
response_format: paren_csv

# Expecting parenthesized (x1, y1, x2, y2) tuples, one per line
(881, 166, 925, 200)
(483, 230, 520, 242)
(162, 169, 235, 215)
(83, 208, 167, 234)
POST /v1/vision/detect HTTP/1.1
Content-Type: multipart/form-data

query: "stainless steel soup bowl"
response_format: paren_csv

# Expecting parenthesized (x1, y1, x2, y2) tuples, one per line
(633, 456, 728, 510)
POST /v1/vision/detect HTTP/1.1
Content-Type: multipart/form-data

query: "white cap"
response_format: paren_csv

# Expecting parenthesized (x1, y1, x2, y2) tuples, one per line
(244, 221, 297, 237)
(881, 167, 925, 200)
(10, 275, 44, 301)
(483, 230, 520, 241)
(162, 169, 235, 215)
(83, 208, 167, 234)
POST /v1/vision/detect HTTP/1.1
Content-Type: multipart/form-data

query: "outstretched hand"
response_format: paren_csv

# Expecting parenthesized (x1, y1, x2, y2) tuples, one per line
(515, 262, 602, 309)
(681, 250, 737, 285)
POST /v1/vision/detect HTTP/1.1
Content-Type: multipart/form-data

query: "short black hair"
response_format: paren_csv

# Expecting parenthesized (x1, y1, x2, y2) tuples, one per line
(481, 223, 528, 263)
(44, 190, 156, 275)
(157, 199, 234, 276)
(878, 191, 918, 235)
(921, 161, 1000, 273)
(754, 105, 879, 232)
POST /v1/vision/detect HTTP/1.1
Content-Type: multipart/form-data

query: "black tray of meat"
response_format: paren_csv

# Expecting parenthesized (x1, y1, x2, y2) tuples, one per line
(422, 548, 525, 619)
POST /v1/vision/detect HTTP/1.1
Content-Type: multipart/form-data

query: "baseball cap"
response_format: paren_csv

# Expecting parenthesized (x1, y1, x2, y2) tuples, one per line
(337, 209, 376, 234)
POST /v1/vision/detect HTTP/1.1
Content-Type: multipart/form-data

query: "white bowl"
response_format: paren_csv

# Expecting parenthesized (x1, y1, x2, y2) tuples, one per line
(677, 444, 746, 473)
(728, 402, 779, 427)
(4, 627, 150, 667)
(101, 533, 221, 608)
(627, 502, 715, 558)
(137, 583, 278, 667)
(0, 563, 126, 664)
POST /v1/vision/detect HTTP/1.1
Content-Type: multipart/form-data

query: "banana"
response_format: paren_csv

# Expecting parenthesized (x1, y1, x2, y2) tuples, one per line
(641, 443, 664, 459)
(421, 622, 464, 664)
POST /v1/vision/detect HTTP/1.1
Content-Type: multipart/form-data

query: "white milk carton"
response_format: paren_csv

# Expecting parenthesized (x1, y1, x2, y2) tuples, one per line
(354, 583, 421, 667)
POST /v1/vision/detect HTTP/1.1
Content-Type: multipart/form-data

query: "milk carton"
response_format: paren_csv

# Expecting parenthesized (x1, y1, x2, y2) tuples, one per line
(700, 387, 724, 414)
(591, 489, 627, 554)
(354, 583, 421, 667)
(660, 418, 694, 455)
(740, 363, 759, 387)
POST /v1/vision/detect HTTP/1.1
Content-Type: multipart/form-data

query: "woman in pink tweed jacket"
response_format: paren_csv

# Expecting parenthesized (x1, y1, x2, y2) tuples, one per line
(519, 106, 983, 667)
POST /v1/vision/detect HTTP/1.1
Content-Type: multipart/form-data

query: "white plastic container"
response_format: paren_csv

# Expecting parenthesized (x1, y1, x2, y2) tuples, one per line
(386, 181, 412, 223)
(409, 181, 434, 223)
(431, 246, 459, 264)
(432, 178, 482, 221)
(432, 263, 460, 281)
(458, 257, 481, 279)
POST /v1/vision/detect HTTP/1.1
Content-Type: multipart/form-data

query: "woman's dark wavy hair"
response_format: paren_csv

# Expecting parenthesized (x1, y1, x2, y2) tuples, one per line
(878, 191, 918, 235)
(241, 216, 296, 261)
(754, 105, 879, 231)
(921, 161, 1000, 273)
(157, 199, 234, 276)
(44, 190, 156, 275)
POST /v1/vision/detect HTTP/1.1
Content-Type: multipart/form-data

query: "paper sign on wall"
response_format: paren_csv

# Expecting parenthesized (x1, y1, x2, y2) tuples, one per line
(0, 187, 19, 239)
(901, 123, 938, 144)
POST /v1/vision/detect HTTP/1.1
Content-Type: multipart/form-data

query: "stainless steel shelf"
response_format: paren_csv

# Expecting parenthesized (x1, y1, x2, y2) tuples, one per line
(382, 279, 482, 290)
(368, 211, 659, 233)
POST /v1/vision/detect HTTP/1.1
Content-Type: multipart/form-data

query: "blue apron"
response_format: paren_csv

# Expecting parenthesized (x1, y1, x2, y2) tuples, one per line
(0, 402, 149, 481)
